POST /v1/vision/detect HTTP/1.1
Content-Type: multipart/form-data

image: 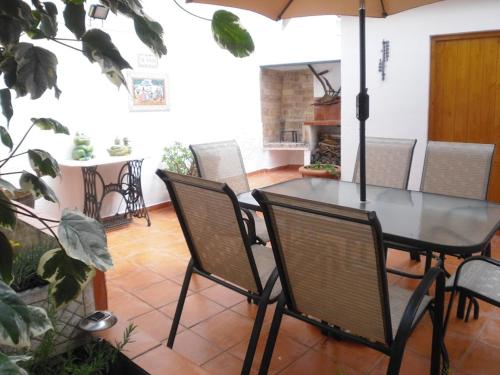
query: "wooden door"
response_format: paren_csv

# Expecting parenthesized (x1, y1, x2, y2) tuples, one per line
(429, 31, 500, 202)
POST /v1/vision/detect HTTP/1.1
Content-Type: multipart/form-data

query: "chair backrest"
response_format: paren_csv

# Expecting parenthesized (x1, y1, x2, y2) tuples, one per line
(190, 140, 250, 195)
(420, 141, 495, 200)
(156, 170, 263, 294)
(254, 190, 393, 345)
(353, 137, 417, 189)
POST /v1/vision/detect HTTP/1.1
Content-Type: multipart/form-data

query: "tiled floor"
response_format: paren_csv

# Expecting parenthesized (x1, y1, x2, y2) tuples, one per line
(97, 166, 500, 375)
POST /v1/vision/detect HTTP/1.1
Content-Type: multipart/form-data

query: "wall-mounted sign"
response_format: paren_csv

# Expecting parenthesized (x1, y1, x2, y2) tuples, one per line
(128, 72, 169, 112)
(137, 54, 159, 69)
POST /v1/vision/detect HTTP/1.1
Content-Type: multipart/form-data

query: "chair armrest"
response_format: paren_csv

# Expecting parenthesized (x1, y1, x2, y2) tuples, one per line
(241, 208, 257, 244)
(392, 266, 445, 351)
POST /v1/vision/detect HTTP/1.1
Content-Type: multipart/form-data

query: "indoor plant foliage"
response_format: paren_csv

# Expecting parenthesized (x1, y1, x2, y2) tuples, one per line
(161, 142, 196, 176)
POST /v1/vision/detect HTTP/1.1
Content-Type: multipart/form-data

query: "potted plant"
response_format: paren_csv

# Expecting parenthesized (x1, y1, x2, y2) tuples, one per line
(161, 142, 197, 176)
(299, 163, 341, 179)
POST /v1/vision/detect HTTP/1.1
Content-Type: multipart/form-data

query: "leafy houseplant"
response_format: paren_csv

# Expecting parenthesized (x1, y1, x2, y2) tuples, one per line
(299, 163, 341, 179)
(161, 142, 196, 176)
(0, 1, 254, 372)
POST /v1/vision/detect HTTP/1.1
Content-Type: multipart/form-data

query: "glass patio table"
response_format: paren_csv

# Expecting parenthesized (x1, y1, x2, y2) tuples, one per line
(238, 178, 500, 255)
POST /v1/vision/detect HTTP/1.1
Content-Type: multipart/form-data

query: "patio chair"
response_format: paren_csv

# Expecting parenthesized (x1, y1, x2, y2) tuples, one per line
(352, 137, 417, 189)
(393, 141, 495, 277)
(445, 256, 500, 326)
(190, 140, 269, 244)
(253, 189, 447, 375)
(155, 170, 280, 375)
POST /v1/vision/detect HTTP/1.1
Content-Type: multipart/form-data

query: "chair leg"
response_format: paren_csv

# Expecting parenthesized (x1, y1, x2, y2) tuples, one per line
(457, 292, 467, 320)
(482, 242, 492, 257)
(241, 297, 269, 374)
(167, 259, 193, 348)
(465, 297, 474, 323)
(410, 251, 421, 262)
(258, 295, 285, 375)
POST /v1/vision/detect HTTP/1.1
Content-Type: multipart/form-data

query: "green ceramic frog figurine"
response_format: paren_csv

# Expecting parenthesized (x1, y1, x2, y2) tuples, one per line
(107, 137, 132, 156)
(72, 133, 94, 160)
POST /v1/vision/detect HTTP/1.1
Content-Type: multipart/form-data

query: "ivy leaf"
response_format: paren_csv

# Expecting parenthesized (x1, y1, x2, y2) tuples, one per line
(28, 149, 60, 178)
(0, 89, 13, 125)
(0, 232, 13, 285)
(0, 127, 13, 151)
(19, 172, 58, 203)
(12, 43, 60, 99)
(132, 14, 167, 56)
(31, 118, 69, 135)
(38, 248, 95, 307)
(58, 209, 112, 272)
(0, 280, 29, 347)
(82, 29, 132, 88)
(39, 2, 58, 38)
(63, 2, 86, 39)
(0, 190, 16, 230)
(211, 10, 254, 58)
(0, 352, 29, 375)
(0, 16, 22, 47)
(0, 56, 18, 89)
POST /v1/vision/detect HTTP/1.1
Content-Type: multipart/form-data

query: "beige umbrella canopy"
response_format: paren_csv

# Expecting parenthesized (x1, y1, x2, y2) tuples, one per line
(187, 0, 443, 202)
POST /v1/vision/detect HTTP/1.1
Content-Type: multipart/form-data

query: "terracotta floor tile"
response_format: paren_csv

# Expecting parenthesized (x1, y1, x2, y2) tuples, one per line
(202, 352, 257, 375)
(314, 336, 384, 374)
(370, 349, 430, 375)
(160, 293, 225, 328)
(170, 273, 216, 291)
(458, 341, 500, 375)
(170, 330, 224, 366)
(191, 310, 255, 350)
(228, 324, 309, 374)
(111, 267, 165, 291)
(280, 314, 325, 347)
(280, 350, 361, 375)
(131, 279, 183, 308)
(200, 284, 246, 308)
(108, 289, 154, 321)
(446, 313, 487, 338)
(130, 309, 183, 343)
(134, 345, 208, 375)
(478, 318, 500, 347)
(231, 300, 276, 325)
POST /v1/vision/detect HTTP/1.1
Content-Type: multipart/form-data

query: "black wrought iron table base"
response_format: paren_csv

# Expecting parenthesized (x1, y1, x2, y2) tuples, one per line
(82, 159, 151, 229)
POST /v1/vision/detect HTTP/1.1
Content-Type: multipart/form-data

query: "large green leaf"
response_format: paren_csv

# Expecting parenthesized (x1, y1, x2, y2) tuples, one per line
(133, 14, 167, 57)
(0, 232, 13, 285)
(0, 280, 29, 347)
(211, 10, 254, 58)
(58, 209, 112, 272)
(0, 57, 17, 90)
(38, 248, 95, 307)
(0, 0, 35, 30)
(0, 89, 13, 125)
(82, 29, 131, 88)
(0, 352, 29, 375)
(0, 190, 16, 230)
(0, 16, 22, 47)
(12, 43, 61, 99)
(31, 117, 69, 135)
(0, 126, 13, 150)
(19, 172, 58, 203)
(63, 2, 86, 39)
(40, 2, 58, 38)
(28, 149, 60, 178)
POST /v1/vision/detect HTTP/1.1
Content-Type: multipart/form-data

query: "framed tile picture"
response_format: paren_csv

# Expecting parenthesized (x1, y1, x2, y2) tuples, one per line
(128, 72, 169, 111)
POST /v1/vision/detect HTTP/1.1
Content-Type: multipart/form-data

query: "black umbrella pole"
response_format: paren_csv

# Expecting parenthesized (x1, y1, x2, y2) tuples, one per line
(357, 1, 369, 202)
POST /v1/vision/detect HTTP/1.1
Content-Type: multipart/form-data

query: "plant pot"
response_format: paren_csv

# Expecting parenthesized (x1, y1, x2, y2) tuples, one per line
(299, 164, 341, 179)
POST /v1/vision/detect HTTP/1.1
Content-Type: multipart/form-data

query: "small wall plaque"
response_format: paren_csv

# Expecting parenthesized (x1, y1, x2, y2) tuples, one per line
(137, 53, 159, 69)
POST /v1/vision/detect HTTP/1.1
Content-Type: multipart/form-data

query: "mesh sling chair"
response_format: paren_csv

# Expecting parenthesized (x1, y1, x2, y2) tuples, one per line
(352, 137, 417, 189)
(253, 190, 447, 375)
(352, 137, 421, 277)
(190, 140, 270, 244)
(156, 170, 281, 374)
(395, 141, 496, 279)
(445, 256, 500, 326)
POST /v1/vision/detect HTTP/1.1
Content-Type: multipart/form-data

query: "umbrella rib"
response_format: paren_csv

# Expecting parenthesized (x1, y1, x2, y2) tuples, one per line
(379, 0, 388, 17)
(277, 0, 295, 20)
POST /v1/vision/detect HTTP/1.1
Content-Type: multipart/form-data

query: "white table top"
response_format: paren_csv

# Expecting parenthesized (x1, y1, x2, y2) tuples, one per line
(59, 155, 145, 168)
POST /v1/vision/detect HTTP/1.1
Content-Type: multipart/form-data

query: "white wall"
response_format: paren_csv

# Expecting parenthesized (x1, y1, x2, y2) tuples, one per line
(2, 2, 340, 218)
(341, 0, 500, 189)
